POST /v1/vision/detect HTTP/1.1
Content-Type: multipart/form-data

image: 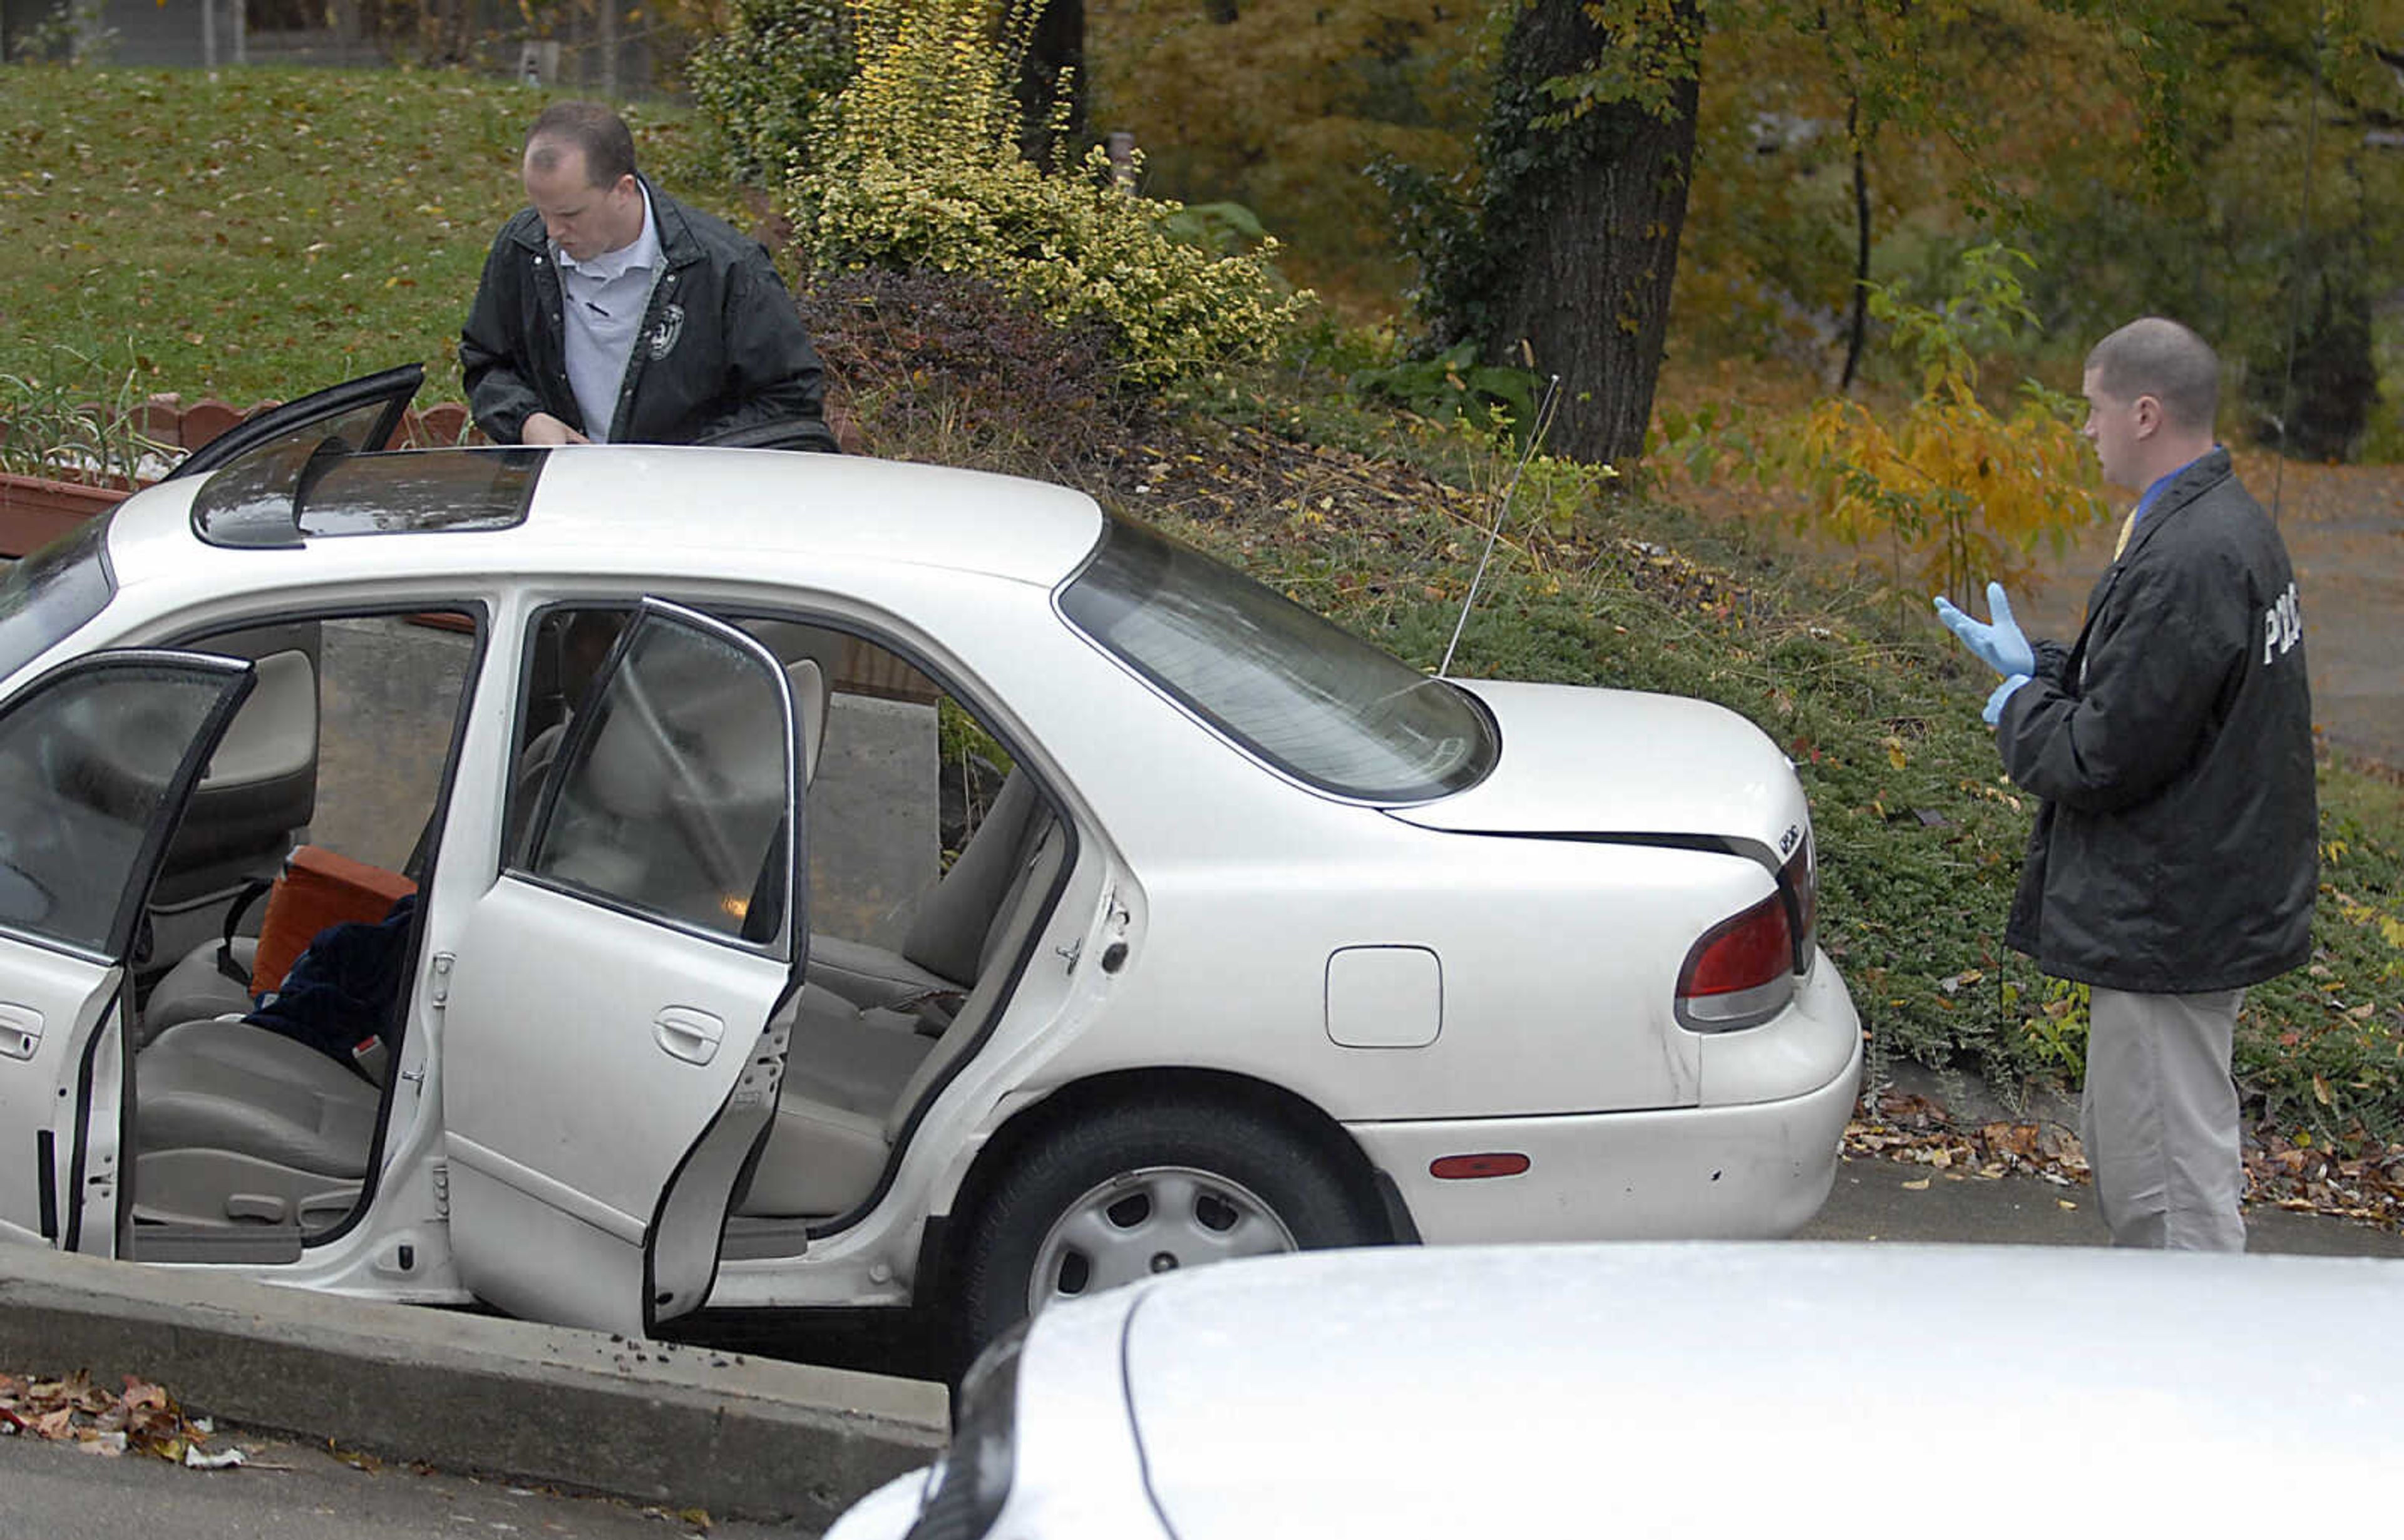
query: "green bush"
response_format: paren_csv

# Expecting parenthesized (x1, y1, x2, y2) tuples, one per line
(1350, 340, 1543, 444)
(783, 0, 1309, 385)
(685, 0, 855, 185)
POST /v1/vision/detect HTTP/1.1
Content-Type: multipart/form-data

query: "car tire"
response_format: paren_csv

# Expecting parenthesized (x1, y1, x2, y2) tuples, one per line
(953, 1098, 1381, 1359)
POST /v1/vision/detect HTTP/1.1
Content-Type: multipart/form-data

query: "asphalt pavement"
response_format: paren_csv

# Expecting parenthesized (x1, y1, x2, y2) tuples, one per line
(0, 1428, 794, 1540)
(1802, 1152, 2404, 1255)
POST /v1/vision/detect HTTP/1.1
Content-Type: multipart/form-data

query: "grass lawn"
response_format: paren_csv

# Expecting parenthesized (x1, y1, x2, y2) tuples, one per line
(0, 65, 719, 409)
(8, 63, 2404, 1154)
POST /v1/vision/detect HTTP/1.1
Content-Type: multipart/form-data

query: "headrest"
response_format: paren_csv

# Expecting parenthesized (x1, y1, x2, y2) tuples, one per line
(578, 696, 672, 820)
(788, 658, 828, 785)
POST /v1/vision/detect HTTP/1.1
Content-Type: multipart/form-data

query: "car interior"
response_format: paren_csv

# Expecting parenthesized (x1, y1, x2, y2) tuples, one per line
(117, 602, 1066, 1261)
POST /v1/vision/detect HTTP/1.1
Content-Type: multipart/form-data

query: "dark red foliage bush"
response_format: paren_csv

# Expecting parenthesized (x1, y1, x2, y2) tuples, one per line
(793, 267, 1146, 480)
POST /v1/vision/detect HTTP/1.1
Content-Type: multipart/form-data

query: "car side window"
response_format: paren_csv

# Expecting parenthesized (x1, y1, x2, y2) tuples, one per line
(503, 606, 629, 867)
(0, 661, 247, 955)
(523, 611, 794, 947)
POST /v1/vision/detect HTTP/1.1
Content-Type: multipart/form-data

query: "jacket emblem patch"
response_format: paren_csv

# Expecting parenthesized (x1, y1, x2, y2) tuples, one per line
(647, 303, 686, 361)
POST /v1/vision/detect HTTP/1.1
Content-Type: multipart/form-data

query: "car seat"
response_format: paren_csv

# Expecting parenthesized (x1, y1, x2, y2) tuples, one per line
(804, 766, 1045, 1019)
(133, 1014, 384, 1229)
(734, 808, 1065, 1219)
(130, 658, 830, 1230)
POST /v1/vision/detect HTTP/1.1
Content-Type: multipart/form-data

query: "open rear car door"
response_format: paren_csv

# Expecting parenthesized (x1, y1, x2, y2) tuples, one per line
(438, 601, 806, 1335)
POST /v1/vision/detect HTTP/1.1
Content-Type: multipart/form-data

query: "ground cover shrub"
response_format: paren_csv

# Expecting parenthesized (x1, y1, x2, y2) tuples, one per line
(781, 0, 1309, 386)
(2247, 766, 2404, 1138)
(795, 267, 1143, 483)
(1348, 340, 1545, 446)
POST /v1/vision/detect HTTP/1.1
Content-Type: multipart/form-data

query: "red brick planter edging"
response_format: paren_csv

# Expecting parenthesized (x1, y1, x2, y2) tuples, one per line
(112, 394, 480, 454)
(0, 471, 132, 558)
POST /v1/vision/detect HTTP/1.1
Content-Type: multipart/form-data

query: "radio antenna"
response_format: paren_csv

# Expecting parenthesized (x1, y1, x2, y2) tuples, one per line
(1438, 373, 1563, 680)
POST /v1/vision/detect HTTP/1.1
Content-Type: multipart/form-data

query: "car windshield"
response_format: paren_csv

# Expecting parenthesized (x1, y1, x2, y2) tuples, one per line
(0, 513, 116, 683)
(1058, 516, 1494, 802)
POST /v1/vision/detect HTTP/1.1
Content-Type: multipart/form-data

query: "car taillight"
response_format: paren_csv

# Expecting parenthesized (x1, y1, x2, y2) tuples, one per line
(1675, 890, 1795, 1032)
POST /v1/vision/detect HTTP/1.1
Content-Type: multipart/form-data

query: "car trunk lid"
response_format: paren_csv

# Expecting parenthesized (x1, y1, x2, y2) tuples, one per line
(1387, 680, 1810, 870)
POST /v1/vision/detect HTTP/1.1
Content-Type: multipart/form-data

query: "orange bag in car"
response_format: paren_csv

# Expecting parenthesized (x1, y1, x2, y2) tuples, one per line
(249, 845, 419, 997)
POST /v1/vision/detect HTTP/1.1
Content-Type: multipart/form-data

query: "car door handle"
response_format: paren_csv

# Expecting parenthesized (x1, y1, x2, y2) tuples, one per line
(652, 1007, 724, 1066)
(0, 1002, 43, 1062)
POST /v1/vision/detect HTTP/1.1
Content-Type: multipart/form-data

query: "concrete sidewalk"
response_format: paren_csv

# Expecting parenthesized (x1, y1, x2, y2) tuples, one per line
(0, 1246, 946, 1529)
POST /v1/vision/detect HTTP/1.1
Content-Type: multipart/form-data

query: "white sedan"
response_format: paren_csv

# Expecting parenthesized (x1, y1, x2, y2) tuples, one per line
(0, 367, 1857, 1359)
(831, 1241, 2404, 1538)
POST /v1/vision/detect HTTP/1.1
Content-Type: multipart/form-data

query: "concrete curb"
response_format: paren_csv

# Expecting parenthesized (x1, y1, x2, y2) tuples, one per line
(0, 1246, 947, 1528)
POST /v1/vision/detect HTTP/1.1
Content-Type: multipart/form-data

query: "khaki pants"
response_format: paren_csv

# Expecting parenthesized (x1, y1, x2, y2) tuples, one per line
(2082, 987, 2247, 1251)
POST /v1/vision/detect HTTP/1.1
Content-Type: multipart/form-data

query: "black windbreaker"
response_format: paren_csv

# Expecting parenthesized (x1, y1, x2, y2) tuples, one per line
(460, 178, 832, 449)
(1995, 448, 2316, 992)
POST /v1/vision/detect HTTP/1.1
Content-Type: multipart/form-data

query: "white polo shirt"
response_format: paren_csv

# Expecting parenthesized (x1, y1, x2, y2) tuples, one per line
(554, 186, 662, 444)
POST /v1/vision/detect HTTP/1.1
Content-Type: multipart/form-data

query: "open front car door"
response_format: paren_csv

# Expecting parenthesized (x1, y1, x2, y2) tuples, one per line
(0, 652, 255, 1255)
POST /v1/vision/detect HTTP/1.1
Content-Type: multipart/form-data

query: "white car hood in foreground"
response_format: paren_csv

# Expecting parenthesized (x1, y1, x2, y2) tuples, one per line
(1394, 681, 1806, 856)
(1121, 1243, 2404, 1536)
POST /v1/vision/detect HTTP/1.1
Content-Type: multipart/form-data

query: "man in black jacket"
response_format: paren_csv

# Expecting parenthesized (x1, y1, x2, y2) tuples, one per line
(461, 101, 833, 450)
(1936, 316, 2315, 1251)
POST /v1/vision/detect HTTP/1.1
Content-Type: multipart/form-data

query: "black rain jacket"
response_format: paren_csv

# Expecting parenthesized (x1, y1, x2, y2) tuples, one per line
(1995, 447, 2316, 993)
(460, 178, 833, 449)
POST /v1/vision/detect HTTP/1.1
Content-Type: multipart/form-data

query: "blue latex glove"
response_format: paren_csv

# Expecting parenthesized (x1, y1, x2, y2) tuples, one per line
(1932, 582, 2037, 678)
(1983, 674, 2030, 726)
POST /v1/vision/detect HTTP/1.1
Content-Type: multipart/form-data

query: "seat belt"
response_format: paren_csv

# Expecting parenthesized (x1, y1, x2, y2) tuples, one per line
(214, 878, 275, 988)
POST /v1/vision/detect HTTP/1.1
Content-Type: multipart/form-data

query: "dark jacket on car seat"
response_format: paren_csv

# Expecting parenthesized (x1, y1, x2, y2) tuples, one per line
(1995, 447, 2316, 993)
(245, 894, 416, 1072)
(460, 178, 834, 450)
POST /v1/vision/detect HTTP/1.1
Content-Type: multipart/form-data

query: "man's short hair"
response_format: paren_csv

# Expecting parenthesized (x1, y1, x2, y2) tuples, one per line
(524, 101, 638, 188)
(2085, 316, 2219, 433)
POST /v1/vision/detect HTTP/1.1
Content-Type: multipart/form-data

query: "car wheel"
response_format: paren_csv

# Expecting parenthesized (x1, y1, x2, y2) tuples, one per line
(953, 1099, 1381, 1357)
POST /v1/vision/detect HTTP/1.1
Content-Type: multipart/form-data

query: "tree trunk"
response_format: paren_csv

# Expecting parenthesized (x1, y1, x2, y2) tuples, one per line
(1840, 96, 1869, 393)
(1017, 0, 1086, 168)
(599, 0, 620, 97)
(1472, 0, 1701, 466)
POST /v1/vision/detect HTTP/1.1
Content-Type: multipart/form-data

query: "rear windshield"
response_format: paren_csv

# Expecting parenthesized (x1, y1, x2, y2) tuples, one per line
(1058, 517, 1494, 802)
(0, 513, 116, 682)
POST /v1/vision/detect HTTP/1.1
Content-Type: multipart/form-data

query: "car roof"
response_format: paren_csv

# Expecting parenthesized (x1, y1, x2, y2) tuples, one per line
(105, 446, 1107, 592)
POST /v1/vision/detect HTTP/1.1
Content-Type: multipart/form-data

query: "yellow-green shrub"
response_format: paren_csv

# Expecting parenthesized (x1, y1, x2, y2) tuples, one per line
(1660, 245, 2107, 603)
(784, 0, 1309, 384)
